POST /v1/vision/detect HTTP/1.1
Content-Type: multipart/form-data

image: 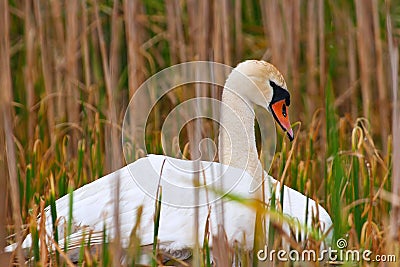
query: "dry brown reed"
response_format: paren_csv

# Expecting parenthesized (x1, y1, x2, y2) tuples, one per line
(388, 4, 400, 242)
(372, 0, 389, 151)
(306, 0, 319, 115)
(24, 0, 35, 145)
(0, 125, 7, 256)
(34, 0, 56, 144)
(0, 0, 25, 264)
(65, 0, 80, 154)
(355, 1, 373, 121)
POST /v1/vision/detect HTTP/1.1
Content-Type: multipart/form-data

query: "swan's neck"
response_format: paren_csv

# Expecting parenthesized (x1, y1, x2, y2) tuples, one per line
(218, 89, 262, 183)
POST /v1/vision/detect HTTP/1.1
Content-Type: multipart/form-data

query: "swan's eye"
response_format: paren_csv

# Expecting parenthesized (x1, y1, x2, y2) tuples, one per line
(282, 104, 287, 117)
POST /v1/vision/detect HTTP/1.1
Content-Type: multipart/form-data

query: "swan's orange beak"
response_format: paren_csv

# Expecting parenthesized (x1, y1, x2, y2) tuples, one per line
(270, 99, 294, 141)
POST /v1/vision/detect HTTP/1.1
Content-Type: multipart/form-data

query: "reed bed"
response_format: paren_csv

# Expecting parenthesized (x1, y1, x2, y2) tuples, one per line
(0, 0, 399, 266)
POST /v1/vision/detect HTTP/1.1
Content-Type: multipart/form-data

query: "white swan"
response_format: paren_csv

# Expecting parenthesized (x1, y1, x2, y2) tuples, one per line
(8, 60, 332, 261)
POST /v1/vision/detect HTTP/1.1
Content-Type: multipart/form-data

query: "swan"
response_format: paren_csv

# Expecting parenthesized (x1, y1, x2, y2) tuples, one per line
(6, 60, 332, 262)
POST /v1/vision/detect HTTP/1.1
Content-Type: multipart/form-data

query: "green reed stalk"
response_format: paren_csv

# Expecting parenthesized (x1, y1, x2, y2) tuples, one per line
(50, 174, 59, 264)
(152, 185, 162, 267)
(325, 77, 344, 242)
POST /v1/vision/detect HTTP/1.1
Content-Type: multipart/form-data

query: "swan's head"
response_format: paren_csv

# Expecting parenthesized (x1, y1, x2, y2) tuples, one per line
(231, 60, 294, 141)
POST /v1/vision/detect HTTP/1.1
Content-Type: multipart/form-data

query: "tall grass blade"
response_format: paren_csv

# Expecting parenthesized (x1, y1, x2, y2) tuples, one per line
(77, 140, 85, 185)
(152, 185, 162, 267)
(351, 127, 363, 239)
(30, 207, 40, 263)
(102, 223, 109, 267)
(127, 205, 143, 266)
(325, 76, 344, 242)
(50, 173, 60, 264)
(65, 183, 74, 255)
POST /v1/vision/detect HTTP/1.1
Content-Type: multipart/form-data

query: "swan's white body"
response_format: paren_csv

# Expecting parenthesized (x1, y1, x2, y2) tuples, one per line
(8, 60, 332, 258)
(16, 155, 331, 252)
